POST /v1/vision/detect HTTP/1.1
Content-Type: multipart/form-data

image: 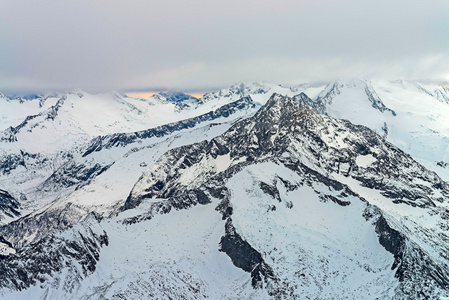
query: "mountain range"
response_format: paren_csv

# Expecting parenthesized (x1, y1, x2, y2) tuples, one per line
(1, 80, 449, 299)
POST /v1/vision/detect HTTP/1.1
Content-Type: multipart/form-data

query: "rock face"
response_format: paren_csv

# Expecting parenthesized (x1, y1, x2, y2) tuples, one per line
(0, 95, 256, 248)
(123, 93, 449, 299)
(82, 96, 255, 156)
(293, 79, 449, 181)
(219, 219, 276, 289)
(126, 93, 448, 211)
(0, 213, 108, 294)
(0, 190, 20, 222)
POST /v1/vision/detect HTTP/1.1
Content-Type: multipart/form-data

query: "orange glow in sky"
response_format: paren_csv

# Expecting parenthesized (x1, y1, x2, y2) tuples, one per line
(125, 91, 158, 98)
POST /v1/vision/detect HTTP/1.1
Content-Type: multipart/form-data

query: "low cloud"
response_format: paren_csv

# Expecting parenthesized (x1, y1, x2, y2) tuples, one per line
(1, 0, 448, 94)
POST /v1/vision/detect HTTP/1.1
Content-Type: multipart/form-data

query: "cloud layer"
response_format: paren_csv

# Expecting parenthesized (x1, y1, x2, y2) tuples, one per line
(1, 0, 448, 93)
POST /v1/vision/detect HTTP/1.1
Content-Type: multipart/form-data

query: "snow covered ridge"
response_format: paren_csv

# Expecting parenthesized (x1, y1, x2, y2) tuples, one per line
(121, 93, 449, 298)
(197, 79, 449, 182)
(154, 91, 198, 103)
(0, 212, 108, 294)
(0, 96, 258, 249)
(0, 90, 254, 197)
(127, 92, 449, 210)
(1, 82, 449, 298)
(0, 88, 258, 213)
(82, 96, 256, 156)
(298, 79, 449, 181)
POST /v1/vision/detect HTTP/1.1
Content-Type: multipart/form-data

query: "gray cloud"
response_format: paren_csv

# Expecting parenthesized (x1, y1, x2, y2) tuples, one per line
(1, 0, 448, 94)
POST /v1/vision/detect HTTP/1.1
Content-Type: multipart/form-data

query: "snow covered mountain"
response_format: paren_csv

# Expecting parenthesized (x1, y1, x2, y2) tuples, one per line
(0, 89, 259, 221)
(0, 96, 258, 248)
(1, 92, 449, 299)
(0, 190, 20, 224)
(154, 91, 199, 103)
(122, 93, 449, 298)
(0, 81, 326, 225)
(186, 79, 449, 182)
(296, 79, 449, 181)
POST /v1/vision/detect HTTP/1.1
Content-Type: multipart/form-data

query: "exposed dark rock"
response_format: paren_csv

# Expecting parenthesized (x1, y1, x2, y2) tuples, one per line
(0, 213, 108, 291)
(82, 96, 255, 157)
(219, 219, 276, 288)
(437, 161, 449, 168)
(158, 91, 198, 103)
(319, 194, 351, 206)
(0, 202, 91, 248)
(40, 162, 113, 192)
(375, 215, 406, 270)
(0, 190, 20, 221)
(259, 182, 281, 202)
(375, 214, 449, 295)
(0, 236, 13, 248)
(0, 154, 25, 175)
(364, 84, 396, 116)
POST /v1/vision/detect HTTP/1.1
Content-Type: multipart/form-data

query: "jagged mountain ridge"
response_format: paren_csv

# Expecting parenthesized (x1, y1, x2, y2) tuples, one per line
(0, 212, 108, 295)
(0, 96, 258, 248)
(1, 83, 449, 298)
(155, 91, 198, 103)
(127, 93, 449, 210)
(82, 96, 255, 156)
(299, 79, 449, 180)
(0, 89, 260, 223)
(5, 93, 444, 298)
(119, 94, 449, 298)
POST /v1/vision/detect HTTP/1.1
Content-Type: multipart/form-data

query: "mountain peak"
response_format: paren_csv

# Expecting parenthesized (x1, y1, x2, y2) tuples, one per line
(0, 92, 9, 101)
(156, 91, 198, 103)
(254, 93, 314, 124)
(68, 88, 85, 98)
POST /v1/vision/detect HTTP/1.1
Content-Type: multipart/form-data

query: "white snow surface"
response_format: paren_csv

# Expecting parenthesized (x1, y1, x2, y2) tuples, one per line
(226, 162, 399, 298)
(314, 79, 449, 180)
(356, 153, 376, 168)
(2, 200, 268, 300)
(0, 242, 15, 256)
(0, 89, 257, 223)
(198, 79, 449, 181)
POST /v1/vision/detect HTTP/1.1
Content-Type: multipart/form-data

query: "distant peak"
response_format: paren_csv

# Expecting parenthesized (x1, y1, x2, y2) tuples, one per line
(255, 93, 310, 121)
(0, 92, 8, 100)
(294, 92, 312, 102)
(109, 91, 126, 100)
(156, 91, 198, 103)
(68, 89, 85, 98)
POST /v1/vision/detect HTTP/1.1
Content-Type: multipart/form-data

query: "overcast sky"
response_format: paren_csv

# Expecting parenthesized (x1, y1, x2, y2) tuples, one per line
(1, 0, 448, 94)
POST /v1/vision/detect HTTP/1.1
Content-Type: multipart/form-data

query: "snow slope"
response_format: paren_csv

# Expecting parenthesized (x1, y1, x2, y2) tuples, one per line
(304, 79, 449, 180)
(0, 90, 258, 221)
(0, 96, 258, 247)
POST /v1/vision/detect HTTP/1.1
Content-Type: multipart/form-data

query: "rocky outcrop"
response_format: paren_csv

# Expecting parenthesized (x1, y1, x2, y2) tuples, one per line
(82, 96, 255, 156)
(0, 190, 20, 222)
(0, 213, 108, 292)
